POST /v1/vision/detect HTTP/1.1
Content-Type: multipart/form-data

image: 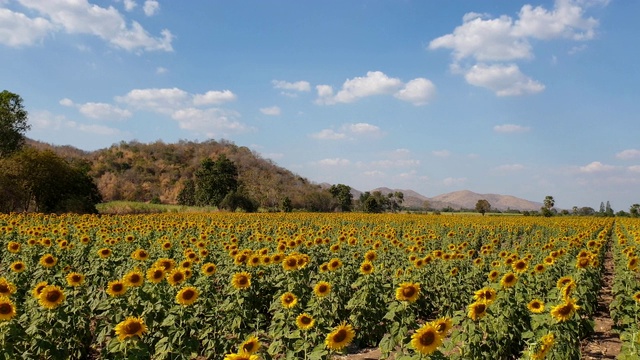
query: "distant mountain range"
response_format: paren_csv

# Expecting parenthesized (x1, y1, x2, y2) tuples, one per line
(353, 188, 543, 211)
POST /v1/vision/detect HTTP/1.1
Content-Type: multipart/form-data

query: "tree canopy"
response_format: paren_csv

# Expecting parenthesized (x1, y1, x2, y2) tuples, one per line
(194, 154, 239, 207)
(475, 199, 491, 216)
(0, 90, 30, 158)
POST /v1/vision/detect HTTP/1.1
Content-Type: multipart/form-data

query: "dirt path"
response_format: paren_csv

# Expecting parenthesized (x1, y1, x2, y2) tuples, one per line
(581, 242, 621, 359)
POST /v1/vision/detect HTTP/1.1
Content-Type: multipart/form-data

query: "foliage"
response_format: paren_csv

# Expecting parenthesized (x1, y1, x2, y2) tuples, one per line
(177, 179, 196, 206)
(194, 155, 239, 207)
(475, 199, 491, 216)
(329, 184, 353, 212)
(0, 90, 30, 158)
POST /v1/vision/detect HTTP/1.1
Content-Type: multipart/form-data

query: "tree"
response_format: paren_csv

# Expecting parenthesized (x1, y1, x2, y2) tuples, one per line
(0, 90, 30, 158)
(194, 154, 239, 207)
(281, 196, 292, 212)
(605, 201, 614, 217)
(329, 184, 353, 212)
(630, 204, 640, 218)
(475, 199, 491, 216)
(388, 191, 404, 213)
(177, 179, 196, 206)
(541, 195, 555, 217)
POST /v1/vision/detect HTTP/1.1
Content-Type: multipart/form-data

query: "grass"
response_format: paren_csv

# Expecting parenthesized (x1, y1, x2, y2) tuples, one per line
(96, 201, 218, 214)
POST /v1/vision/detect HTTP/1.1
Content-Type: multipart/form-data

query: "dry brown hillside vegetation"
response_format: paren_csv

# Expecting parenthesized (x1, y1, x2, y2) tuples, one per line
(28, 139, 329, 211)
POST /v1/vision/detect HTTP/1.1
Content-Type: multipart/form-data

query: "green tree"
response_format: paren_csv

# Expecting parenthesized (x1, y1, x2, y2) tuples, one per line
(177, 179, 196, 206)
(543, 196, 555, 210)
(475, 199, 491, 216)
(195, 154, 239, 207)
(219, 191, 258, 212)
(630, 204, 640, 218)
(388, 191, 404, 213)
(329, 184, 353, 212)
(281, 196, 293, 212)
(0, 90, 30, 158)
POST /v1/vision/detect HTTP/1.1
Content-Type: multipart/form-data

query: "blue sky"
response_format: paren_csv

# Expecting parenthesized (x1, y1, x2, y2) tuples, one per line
(2, 0, 639, 210)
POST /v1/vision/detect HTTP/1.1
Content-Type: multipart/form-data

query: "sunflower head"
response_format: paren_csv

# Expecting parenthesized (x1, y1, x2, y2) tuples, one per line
(360, 261, 374, 275)
(395, 282, 420, 302)
(468, 301, 488, 321)
(364, 250, 377, 261)
(231, 272, 251, 290)
(106, 280, 127, 297)
(239, 335, 261, 354)
(528, 299, 545, 313)
(32, 281, 48, 298)
(201, 262, 217, 276)
(314, 281, 331, 297)
(280, 292, 298, 309)
(410, 323, 444, 355)
(325, 322, 355, 351)
(7, 241, 20, 253)
(0, 296, 17, 321)
(296, 313, 315, 330)
(550, 298, 580, 322)
(433, 317, 453, 335)
(97, 248, 112, 259)
(632, 291, 640, 304)
(66, 272, 85, 287)
(176, 286, 199, 306)
(512, 259, 528, 273)
(328, 258, 343, 271)
(123, 271, 144, 287)
(39, 285, 66, 309)
(39, 254, 58, 268)
(473, 287, 497, 304)
(166, 269, 186, 286)
(0, 278, 16, 296)
(115, 316, 147, 341)
(147, 267, 165, 283)
(500, 272, 517, 288)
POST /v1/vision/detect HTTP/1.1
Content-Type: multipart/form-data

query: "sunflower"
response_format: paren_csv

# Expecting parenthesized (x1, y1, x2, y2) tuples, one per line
(166, 269, 187, 287)
(123, 271, 144, 287)
(576, 257, 591, 269)
(433, 317, 453, 336)
(364, 250, 377, 261)
(500, 272, 517, 288)
(319, 263, 329, 272)
(0, 297, 17, 321)
(556, 276, 574, 289)
(8, 260, 25, 273)
(450, 267, 459, 276)
(114, 316, 147, 341)
(628, 257, 639, 271)
(66, 272, 85, 287)
(147, 267, 165, 283)
(39, 254, 58, 268)
(7, 241, 20, 253)
(550, 298, 580, 322)
(314, 281, 331, 297)
(0, 278, 16, 297)
(468, 301, 488, 321)
(224, 353, 259, 360)
(488, 270, 500, 282)
(296, 313, 315, 330)
(561, 282, 576, 300)
(328, 258, 343, 271)
(155, 258, 176, 271)
(632, 292, 640, 303)
(176, 286, 199, 306)
(533, 263, 545, 274)
(97, 248, 112, 259)
(531, 333, 555, 360)
(106, 280, 127, 297)
(325, 322, 355, 351)
(280, 292, 298, 309)
(512, 259, 528, 273)
(239, 335, 261, 354)
(32, 281, 48, 298)
(39, 285, 66, 309)
(201, 262, 217, 276)
(360, 261, 374, 275)
(410, 323, 443, 355)
(231, 272, 251, 290)
(528, 299, 545, 314)
(395, 282, 421, 302)
(473, 287, 497, 304)
(282, 255, 299, 271)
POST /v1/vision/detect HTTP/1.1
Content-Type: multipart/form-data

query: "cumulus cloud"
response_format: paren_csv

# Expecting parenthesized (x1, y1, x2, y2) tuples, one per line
(311, 122, 382, 140)
(464, 63, 545, 96)
(143, 0, 159, 16)
(171, 108, 248, 137)
(616, 149, 640, 160)
(192, 90, 237, 106)
(429, 0, 605, 95)
(345, 123, 380, 135)
(260, 106, 281, 116)
(60, 98, 132, 120)
(122, 0, 137, 12)
(116, 87, 189, 114)
(494, 123, 531, 133)
(1, 0, 173, 51)
(579, 161, 615, 173)
(316, 158, 351, 166)
(370, 159, 420, 168)
(272, 80, 311, 92)
(310, 129, 346, 140)
(30, 110, 123, 135)
(316, 71, 434, 106)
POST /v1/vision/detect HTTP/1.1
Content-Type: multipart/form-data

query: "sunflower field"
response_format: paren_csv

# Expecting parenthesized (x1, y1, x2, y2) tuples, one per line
(0, 212, 631, 359)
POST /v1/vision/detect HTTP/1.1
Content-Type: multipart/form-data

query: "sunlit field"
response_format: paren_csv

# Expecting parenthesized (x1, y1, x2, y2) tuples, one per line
(1, 213, 639, 359)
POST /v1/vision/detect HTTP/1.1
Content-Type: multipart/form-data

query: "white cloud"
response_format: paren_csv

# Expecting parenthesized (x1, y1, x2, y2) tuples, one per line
(8, 0, 173, 52)
(315, 85, 335, 105)
(512, 1, 599, 40)
(192, 90, 237, 106)
(495, 164, 525, 171)
(171, 108, 248, 137)
(59, 98, 74, 107)
(616, 149, 640, 160)
(370, 159, 420, 168)
(260, 106, 281, 116)
(432, 150, 451, 158)
(317, 158, 351, 166)
(394, 78, 436, 105)
(629, 165, 640, 173)
(123, 0, 137, 12)
(310, 129, 346, 140)
(443, 177, 467, 186)
(77, 102, 132, 120)
(116, 87, 189, 114)
(156, 66, 168, 74)
(30, 110, 122, 135)
(0, 8, 53, 46)
(345, 123, 380, 134)
(143, 0, 159, 16)
(464, 63, 545, 96)
(272, 80, 311, 92)
(363, 170, 385, 177)
(67, 121, 122, 135)
(494, 123, 531, 133)
(579, 161, 615, 173)
(316, 71, 404, 105)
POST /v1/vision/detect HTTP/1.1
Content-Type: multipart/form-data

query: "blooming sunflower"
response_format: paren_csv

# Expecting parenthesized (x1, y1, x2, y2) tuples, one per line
(32, 281, 48, 298)
(39, 254, 58, 268)
(0, 278, 16, 296)
(410, 323, 443, 355)
(473, 287, 497, 304)
(528, 299, 545, 314)
(556, 276, 573, 289)
(500, 272, 517, 288)
(328, 258, 343, 271)
(231, 272, 251, 290)
(395, 282, 420, 302)
(488, 270, 500, 282)
(114, 316, 147, 341)
(325, 322, 355, 351)
(282, 255, 299, 271)
(550, 298, 580, 322)
(39, 285, 65, 309)
(239, 335, 261, 354)
(176, 286, 199, 306)
(106, 280, 127, 297)
(296, 313, 315, 330)
(314, 281, 331, 297)
(147, 267, 165, 283)
(0, 296, 17, 321)
(468, 301, 488, 321)
(280, 292, 298, 309)
(97, 248, 112, 259)
(512, 259, 528, 273)
(123, 271, 144, 287)
(628, 257, 639, 271)
(533, 263, 545, 274)
(360, 261, 374, 275)
(66, 272, 85, 287)
(7, 241, 20, 253)
(632, 291, 640, 303)
(155, 258, 176, 271)
(223, 352, 259, 360)
(364, 250, 377, 261)
(433, 317, 453, 336)
(531, 333, 555, 360)
(201, 262, 217, 276)
(10, 261, 26, 273)
(166, 269, 187, 286)
(131, 249, 149, 261)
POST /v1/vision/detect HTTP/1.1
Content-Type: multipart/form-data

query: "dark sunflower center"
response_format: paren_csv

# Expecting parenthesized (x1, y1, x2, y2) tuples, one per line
(532, 302, 541, 309)
(506, 275, 515, 282)
(0, 285, 9, 293)
(206, 266, 215, 273)
(242, 342, 255, 352)
(153, 270, 163, 279)
(419, 330, 436, 346)
(333, 329, 348, 343)
(0, 303, 12, 314)
(238, 277, 248, 285)
(319, 285, 328, 293)
(72, 275, 81, 282)
(46, 290, 61, 302)
(130, 274, 141, 283)
(173, 274, 184, 282)
(402, 287, 416, 298)
(124, 322, 141, 334)
(558, 304, 573, 316)
(45, 257, 55, 264)
(363, 264, 372, 271)
(436, 323, 445, 333)
(14, 264, 23, 270)
(112, 284, 124, 292)
(475, 304, 486, 314)
(301, 316, 312, 325)
(182, 290, 195, 300)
